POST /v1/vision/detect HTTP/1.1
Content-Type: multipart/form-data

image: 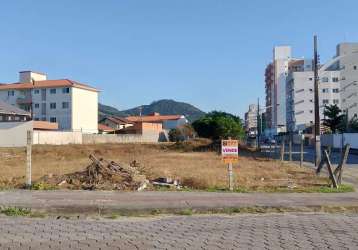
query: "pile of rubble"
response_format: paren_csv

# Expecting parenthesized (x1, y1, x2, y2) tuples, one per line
(39, 154, 148, 191)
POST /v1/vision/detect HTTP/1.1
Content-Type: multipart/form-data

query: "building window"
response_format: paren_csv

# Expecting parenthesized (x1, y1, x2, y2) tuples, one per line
(309, 78, 313, 81)
(34, 118, 39, 121)
(310, 110, 313, 113)
(34, 89, 40, 94)
(322, 88, 329, 93)
(62, 102, 69, 109)
(62, 88, 70, 94)
(341, 76, 346, 80)
(50, 117, 57, 123)
(50, 103, 56, 109)
(34, 103, 40, 109)
(332, 77, 339, 82)
(310, 99, 313, 103)
(333, 99, 339, 104)
(321, 77, 329, 82)
(41, 117, 46, 121)
(354, 66, 357, 70)
(309, 88, 313, 92)
(322, 99, 329, 105)
(50, 89, 56, 94)
(7, 90, 14, 96)
(333, 88, 340, 93)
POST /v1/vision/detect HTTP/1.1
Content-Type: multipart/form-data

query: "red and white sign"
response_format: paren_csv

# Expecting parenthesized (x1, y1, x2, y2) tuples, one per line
(221, 139, 239, 163)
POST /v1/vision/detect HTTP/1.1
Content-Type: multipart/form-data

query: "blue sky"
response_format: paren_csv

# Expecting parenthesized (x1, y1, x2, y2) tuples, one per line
(1, 1, 358, 117)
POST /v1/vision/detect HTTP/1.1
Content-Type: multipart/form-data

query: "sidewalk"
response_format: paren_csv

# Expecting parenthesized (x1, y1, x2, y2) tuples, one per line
(1, 190, 358, 214)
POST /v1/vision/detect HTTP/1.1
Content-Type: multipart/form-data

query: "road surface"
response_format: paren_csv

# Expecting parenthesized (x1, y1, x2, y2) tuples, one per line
(1, 213, 358, 249)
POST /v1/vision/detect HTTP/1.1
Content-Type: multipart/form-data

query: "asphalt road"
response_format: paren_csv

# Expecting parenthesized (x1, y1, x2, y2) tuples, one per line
(1, 213, 358, 250)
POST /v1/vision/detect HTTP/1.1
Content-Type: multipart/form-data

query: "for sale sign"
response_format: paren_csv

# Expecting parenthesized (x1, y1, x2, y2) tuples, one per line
(221, 139, 239, 163)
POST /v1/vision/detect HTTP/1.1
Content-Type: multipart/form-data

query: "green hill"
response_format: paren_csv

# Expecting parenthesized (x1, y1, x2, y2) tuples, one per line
(99, 99, 205, 122)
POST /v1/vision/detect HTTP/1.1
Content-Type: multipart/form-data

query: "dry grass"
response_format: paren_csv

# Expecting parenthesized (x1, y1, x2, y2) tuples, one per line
(0, 141, 328, 190)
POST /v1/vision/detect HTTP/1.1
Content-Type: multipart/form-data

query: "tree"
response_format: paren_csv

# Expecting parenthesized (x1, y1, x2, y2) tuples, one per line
(168, 124, 196, 142)
(168, 128, 183, 142)
(323, 104, 345, 133)
(347, 116, 358, 132)
(192, 111, 244, 140)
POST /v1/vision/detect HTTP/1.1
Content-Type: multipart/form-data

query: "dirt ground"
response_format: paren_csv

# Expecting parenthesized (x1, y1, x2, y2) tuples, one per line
(0, 141, 328, 190)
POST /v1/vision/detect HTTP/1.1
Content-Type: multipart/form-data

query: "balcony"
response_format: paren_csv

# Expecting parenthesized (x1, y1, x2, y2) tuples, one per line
(16, 97, 32, 105)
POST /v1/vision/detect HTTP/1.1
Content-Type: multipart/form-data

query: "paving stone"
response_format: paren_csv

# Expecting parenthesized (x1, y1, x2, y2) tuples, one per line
(1, 213, 358, 249)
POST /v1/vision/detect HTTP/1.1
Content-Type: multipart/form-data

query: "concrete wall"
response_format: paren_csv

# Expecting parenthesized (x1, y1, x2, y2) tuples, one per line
(83, 132, 161, 144)
(321, 133, 358, 149)
(33, 131, 83, 145)
(0, 121, 33, 147)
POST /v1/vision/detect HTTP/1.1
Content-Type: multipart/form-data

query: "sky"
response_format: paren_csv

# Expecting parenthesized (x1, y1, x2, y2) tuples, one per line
(1, 0, 358, 117)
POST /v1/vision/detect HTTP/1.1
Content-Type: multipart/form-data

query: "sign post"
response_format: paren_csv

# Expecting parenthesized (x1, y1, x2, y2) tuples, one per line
(26, 130, 33, 187)
(221, 139, 239, 191)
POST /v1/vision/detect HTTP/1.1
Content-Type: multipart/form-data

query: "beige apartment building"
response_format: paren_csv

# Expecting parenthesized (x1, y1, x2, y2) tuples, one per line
(0, 71, 99, 133)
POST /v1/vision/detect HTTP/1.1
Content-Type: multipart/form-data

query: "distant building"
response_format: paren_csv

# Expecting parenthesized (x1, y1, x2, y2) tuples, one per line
(126, 112, 188, 130)
(0, 101, 31, 122)
(244, 104, 258, 132)
(0, 71, 99, 133)
(99, 116, 133, 131)
(98, 123, 115, 134)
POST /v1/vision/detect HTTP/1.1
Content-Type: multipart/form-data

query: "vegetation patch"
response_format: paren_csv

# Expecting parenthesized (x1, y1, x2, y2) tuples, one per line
(0, 207, 31, 217)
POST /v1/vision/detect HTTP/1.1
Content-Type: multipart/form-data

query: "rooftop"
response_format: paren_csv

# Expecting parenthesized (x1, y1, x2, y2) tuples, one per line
(126, 113, 183, 123)
(0, 101, 30, 116)
(0, 79, 99, 92)
(101, 116, 132, 125)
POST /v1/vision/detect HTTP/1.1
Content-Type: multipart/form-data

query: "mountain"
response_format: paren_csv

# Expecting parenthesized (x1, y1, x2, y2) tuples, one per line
(99, 99, 206, 122)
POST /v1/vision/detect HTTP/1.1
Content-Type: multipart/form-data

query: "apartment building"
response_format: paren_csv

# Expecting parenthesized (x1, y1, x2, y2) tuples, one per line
(244, 104, 258, 132)
(0, 71, 99, 133)
(265, 46, 313, 135)
(286, 61, 341, 132)
(335, 43, 358, 119)
(286, 43, 358, 132)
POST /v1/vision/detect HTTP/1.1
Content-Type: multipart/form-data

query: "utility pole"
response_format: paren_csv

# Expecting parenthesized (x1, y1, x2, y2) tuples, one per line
(257, 98, 260, 150)
(313, 35, 321, 166)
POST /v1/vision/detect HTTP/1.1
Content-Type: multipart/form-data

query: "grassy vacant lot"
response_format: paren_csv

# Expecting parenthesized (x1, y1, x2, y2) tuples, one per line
(0, 140, 330, 191)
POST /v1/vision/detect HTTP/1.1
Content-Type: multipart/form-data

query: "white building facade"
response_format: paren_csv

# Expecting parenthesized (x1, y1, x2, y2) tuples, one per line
(335, 43, 358, 119)
(286, 68, 341, 132)
(0, 71, 99, 133)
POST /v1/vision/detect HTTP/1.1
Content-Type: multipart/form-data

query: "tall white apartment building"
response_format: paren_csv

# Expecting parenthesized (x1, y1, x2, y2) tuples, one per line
(265, 46, 311, 136)
(286, 61, 341, 132)
(0, 71, 99, 133)
(273, 46, 291, 131)
(286, 43, 358, 132)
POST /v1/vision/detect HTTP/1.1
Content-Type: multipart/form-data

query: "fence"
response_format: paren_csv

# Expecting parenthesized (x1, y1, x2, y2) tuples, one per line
(0, 121, 33, 147)
(260, 134, 354, 169)
(321, 133, 358, 149)
(33, 131, 83, 145)
(0, 121, 167, 147)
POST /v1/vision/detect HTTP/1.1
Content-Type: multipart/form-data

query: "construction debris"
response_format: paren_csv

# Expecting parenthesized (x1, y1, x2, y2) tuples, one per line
(151, 177, 182, 189)
(37, 154, 148, 191)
